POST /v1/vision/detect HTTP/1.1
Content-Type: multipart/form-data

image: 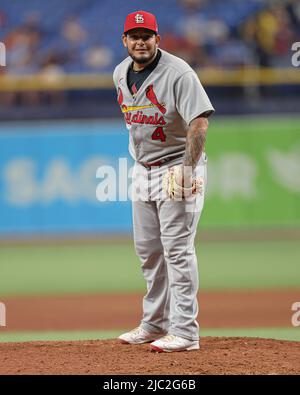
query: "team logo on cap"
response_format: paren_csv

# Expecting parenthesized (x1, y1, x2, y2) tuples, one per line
(135, 13, 144, 24)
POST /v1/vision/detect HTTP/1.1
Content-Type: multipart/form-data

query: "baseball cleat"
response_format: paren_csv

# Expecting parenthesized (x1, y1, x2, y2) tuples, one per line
(150, 334, 199, 352)
(118, 326, 166, 345)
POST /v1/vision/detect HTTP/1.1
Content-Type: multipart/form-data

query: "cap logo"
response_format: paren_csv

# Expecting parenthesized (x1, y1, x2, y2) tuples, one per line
(135, 13, 144, 24)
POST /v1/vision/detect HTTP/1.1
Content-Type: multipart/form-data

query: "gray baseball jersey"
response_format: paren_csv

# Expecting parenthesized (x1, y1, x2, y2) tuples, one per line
(113, 48, 214, 165)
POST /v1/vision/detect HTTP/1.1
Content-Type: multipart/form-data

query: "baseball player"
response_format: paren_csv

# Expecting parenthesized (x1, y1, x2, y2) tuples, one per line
(113, 10, 214, 352)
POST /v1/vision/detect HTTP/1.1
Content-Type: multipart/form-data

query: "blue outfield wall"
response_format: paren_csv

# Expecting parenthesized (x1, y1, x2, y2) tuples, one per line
(0, 120, 134, 236)
(0, 118, 299, 237)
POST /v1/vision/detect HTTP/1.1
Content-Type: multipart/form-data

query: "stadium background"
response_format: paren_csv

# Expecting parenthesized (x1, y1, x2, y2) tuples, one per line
(0, 0, 299, 354)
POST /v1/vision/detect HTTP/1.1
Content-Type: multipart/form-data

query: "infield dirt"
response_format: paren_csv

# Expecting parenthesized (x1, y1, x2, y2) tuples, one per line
(0, 289, 299, 374)
(0, 337, 299, 375)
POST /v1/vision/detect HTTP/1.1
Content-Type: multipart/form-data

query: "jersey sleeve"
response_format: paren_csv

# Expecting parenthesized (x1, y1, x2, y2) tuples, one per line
(174, 71, 215, 125)
(112, 67, 119, 91)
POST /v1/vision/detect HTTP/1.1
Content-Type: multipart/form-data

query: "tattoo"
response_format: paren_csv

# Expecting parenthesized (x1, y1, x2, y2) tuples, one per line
(183, 118, 208, 169)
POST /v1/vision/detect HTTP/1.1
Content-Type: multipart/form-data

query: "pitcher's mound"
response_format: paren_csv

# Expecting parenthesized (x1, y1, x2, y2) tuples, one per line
(0, 337, 299, 375)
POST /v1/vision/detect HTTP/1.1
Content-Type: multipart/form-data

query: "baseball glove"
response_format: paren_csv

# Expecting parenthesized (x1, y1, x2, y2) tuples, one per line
(162, 165, 204, 200)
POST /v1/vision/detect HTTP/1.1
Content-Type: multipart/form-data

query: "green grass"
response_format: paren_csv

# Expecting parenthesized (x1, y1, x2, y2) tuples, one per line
(0, 240, 299, 296)
(200, 328, 300, 342)
(0, 330, 120, 343)
(0, 328, 299, 343)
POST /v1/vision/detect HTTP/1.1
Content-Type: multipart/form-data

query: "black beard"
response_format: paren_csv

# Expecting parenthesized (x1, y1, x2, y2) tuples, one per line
(129, 49, 157, 65)
(130, 54, 151, 64)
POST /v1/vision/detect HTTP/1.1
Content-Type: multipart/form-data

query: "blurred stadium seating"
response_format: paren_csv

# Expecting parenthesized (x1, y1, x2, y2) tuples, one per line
(0, 0, 299, 74)
(0, 0, 299, 120)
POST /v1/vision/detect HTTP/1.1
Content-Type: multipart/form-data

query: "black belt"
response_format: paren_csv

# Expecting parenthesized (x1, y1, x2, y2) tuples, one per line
(140, 154, 183, 169)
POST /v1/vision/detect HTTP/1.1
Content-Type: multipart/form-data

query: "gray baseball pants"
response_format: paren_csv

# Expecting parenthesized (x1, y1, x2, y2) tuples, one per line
(132, 156, 207, 341)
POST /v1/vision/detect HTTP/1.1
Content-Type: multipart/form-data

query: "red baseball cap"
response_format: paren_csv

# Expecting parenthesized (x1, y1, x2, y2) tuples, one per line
(124, 10, 158, 34)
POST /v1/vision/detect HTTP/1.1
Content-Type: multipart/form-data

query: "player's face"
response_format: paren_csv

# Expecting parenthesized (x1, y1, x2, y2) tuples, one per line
(122, 28, 160, 65)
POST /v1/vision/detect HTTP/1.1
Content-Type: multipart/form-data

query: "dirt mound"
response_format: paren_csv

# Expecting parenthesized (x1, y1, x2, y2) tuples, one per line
(0, 337, 299, 375)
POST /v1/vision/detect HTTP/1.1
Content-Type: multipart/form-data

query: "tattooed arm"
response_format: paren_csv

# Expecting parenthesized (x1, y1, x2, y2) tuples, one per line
(183, 116, 209, 169)
(174, 115, 209, 187)
(175, 114, 208, 188)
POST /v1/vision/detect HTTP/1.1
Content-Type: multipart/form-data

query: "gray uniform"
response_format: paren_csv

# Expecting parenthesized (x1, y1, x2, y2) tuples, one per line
(113, 49, 214, 341)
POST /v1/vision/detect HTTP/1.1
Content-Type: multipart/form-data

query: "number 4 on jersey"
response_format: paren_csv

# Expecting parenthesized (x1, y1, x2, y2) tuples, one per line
(151, 127, 166, 142)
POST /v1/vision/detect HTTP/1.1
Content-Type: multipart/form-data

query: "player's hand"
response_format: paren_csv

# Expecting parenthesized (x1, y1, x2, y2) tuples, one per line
(163, 165, 203, 200)
(173, 165, 192, 189)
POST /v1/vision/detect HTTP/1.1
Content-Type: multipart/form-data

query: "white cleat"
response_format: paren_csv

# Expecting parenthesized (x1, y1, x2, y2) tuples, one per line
(150, 334, 199, 352)
(118, 326, 166, 345)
